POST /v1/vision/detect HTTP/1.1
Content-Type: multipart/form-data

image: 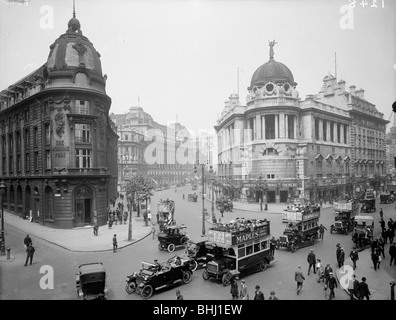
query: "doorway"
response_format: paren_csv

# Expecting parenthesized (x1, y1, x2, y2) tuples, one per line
(75, 186, 93, 227)
(280, 190, 288, 203)
(267, 191, 276, 203)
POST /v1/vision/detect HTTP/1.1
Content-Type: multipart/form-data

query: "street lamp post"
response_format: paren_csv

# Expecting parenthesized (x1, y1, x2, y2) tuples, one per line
(0, 180, 6, 256)
(194, 161, 213, 236)
(127, 193, 133, 241)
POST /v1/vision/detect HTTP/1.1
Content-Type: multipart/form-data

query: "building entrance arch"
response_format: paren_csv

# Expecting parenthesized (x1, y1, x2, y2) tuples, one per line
(74, 186, 94, 227)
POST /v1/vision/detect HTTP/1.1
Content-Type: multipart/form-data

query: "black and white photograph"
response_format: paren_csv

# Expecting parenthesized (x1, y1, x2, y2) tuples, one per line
(0, 0, 395, 303)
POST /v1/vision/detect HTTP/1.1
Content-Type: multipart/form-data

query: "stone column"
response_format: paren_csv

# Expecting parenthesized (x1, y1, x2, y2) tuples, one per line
(340, 124, 344, 144)
(319, 119, 323, 141)
(275, 114, 279, 139)
(256, 114, 261, 140)
(279, 112, 285, 138)
(261, 115, 266, 140)
(253, 117, 256, 140)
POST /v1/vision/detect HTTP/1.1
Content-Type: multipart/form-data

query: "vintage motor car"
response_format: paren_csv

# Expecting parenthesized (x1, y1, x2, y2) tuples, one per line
(158, 225, 189, 253)
(380, 193, 394, 204)
(184, 236, 214, 271)
(125, 260, 193, 299)
(330, 200, 359, 234)
(351, 215, 375, 247)
(188, 193, 198, 202)
(360, 199, 376, 213)
(76, 262, 108, 300)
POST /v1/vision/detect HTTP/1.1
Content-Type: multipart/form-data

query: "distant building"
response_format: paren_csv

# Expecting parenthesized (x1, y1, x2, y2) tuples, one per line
(215, 43, 388, 203)
(385, 114, 396, 192)
(111, 107, 194, 190)
(0, 12, 118, 228)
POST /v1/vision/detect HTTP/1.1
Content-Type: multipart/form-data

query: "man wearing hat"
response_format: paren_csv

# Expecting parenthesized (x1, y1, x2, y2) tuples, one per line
(112, 234, 118, 253)
(154, 259, 162, 272)
(268, 290, 279, 300)
(347, 274, 360, 300)
(239, 279, 249, 300)
(337, 247, 345, 268)
(24, 234, 32, 249)
(325, 272, 338, 300)
(307, 249, 316, 275)
(324, 263, 333, 283)
(336, 244, 341, 265)
(294, 265, 305, 295)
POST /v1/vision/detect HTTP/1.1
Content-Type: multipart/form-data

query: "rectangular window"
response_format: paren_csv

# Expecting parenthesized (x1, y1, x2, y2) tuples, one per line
(34, 152, 39, 171)
(9, 155, 13, 172)
(24, 109, 30, 122)
(33, 127, 38, 146)
(16, 131, 21, 152)
(323, 121, 327, 141)
(75, 149, 92, 168)
(330, 122, 334, 142)
(17, 154, 21, 172)
(265, 115, 275, 139)
(45, 150, 51, 169)
(25, 129, 30, 149)
(315, 118, 319, 140)
(25, 153, 30, 172)
(45, 124, 51, 145)
(75, 100, 89, 114)
(344, 125, 348, 144)
(288, 116, 294, 139)
(238, 244, 245, 258)
(75, 123, 91, 143)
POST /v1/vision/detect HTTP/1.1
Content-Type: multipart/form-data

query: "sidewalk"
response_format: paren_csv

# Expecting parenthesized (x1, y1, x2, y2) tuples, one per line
(0, 209, 152, 254)
(334, 248, 395, 300)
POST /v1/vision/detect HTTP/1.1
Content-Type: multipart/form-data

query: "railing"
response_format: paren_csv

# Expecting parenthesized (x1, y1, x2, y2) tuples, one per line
(66, 168, 108, 175)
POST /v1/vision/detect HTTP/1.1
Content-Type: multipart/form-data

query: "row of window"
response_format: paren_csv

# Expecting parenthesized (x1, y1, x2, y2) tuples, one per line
(238, 239, 269, 258)
(314, 119, 348, 143)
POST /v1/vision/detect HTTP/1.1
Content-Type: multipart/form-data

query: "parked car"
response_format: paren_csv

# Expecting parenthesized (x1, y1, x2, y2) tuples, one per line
(125, 260, 193, 299)
(76, 262, 108, 300)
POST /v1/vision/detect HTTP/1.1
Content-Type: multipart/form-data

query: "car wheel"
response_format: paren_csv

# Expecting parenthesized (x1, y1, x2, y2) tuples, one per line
(125, 281, 137, 294)
(189, 259, 198, 272)
(259, 259, 267, 271)
(158, 243, 163, 250)
(222, 273, 231, 286)
(182, 271, 192, 284)
(167, 243, 176, 253)
(180, 236, 188, 245)
(202, 269, 210, 280)
(310, 235, 317, 244)
(290, 244, 297, 252)
(141, 285, 153, 300)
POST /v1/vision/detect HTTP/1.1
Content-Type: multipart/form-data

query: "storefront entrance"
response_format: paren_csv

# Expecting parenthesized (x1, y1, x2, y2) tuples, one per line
(280, 190, 288, 203)
(75, 186, 93, 227)
(267, 191, 276, 203)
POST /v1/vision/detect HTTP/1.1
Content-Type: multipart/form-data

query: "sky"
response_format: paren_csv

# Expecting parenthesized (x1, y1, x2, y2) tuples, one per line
(0, 0, 395, 134)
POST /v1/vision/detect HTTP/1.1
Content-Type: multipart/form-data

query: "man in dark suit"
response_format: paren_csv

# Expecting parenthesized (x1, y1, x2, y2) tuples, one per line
(307, 249, 316, 275)
(357, 277, 371, 300)
(24, 243, 35, 266)
(348, 274, 360, 300)
(253, 285, 265, 300)
(24, 234, 32, 249)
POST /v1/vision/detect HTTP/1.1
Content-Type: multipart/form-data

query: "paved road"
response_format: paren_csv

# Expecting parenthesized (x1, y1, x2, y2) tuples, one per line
(1, 186, 395, 300)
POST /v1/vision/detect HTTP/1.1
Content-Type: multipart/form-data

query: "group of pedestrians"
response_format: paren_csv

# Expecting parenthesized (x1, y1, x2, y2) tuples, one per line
(23, 234, 35, 266)
(229, 278, 279, 300)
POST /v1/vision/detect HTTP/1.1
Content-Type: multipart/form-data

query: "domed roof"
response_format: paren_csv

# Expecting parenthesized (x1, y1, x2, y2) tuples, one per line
(250, 59, 295, 88)
(46, 13, 103, 77)
(249, 40, 295, 89)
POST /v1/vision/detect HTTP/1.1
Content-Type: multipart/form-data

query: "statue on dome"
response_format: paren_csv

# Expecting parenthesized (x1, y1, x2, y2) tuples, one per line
(268, 40, 277, 59)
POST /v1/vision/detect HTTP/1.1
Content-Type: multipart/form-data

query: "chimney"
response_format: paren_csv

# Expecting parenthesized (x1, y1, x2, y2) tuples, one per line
(337, 79, 346, 92)
(349, 85, 356, 95)
(355, 88, 365, 99)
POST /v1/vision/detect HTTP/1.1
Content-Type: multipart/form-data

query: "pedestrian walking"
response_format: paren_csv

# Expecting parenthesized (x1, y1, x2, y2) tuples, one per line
(230, 277, 239, 300)
(324, 263, 333, 283)
(268, 290, 279, 300)
(319, 224, 327, 240)
(371, 238, 378, 254)
(93, 222, 99, 236)
(183, 194, 185, 200)
(176, 289, 184, 300)
(325, 272, 338, 300)
(382, 228, 388, 244)
(23, 234, 32, 249)
(376, 248, 382, 269)
(371, 250, 379, 271)
(379, 208, 383, 219)
(336, 243, 341, 265)
(123, 211, 128, 224)
(307, 249, 316, 275)
(270, 237, 276, 257)
(239, 280, 249, 300)
(389, 242, 396, 266)
(378, 237, 385, 259)
(24, 242, 35, 266)
(347, 274, 359, 300)
(357, 277, 371, 300)
(316, 259, 323, 283)
(151, 223, 157, 239)
(380, 218, 386, 230)
(337, 247, 345, 268)
(295, 265, 305, 295)
(253, 285, 265, 300)
(112, 234, 118, 253)
(388, 228, 394, 244)
(350, 249, 359, 270)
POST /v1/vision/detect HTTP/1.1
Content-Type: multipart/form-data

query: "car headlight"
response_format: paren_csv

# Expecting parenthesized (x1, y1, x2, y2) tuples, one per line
(144, 276, 148, 281)
(78, 291, 84, 298)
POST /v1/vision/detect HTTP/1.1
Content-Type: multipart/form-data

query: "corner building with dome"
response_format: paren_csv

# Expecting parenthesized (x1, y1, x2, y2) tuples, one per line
(215, 43, 388, 203)
(0, 13, 118, 228)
